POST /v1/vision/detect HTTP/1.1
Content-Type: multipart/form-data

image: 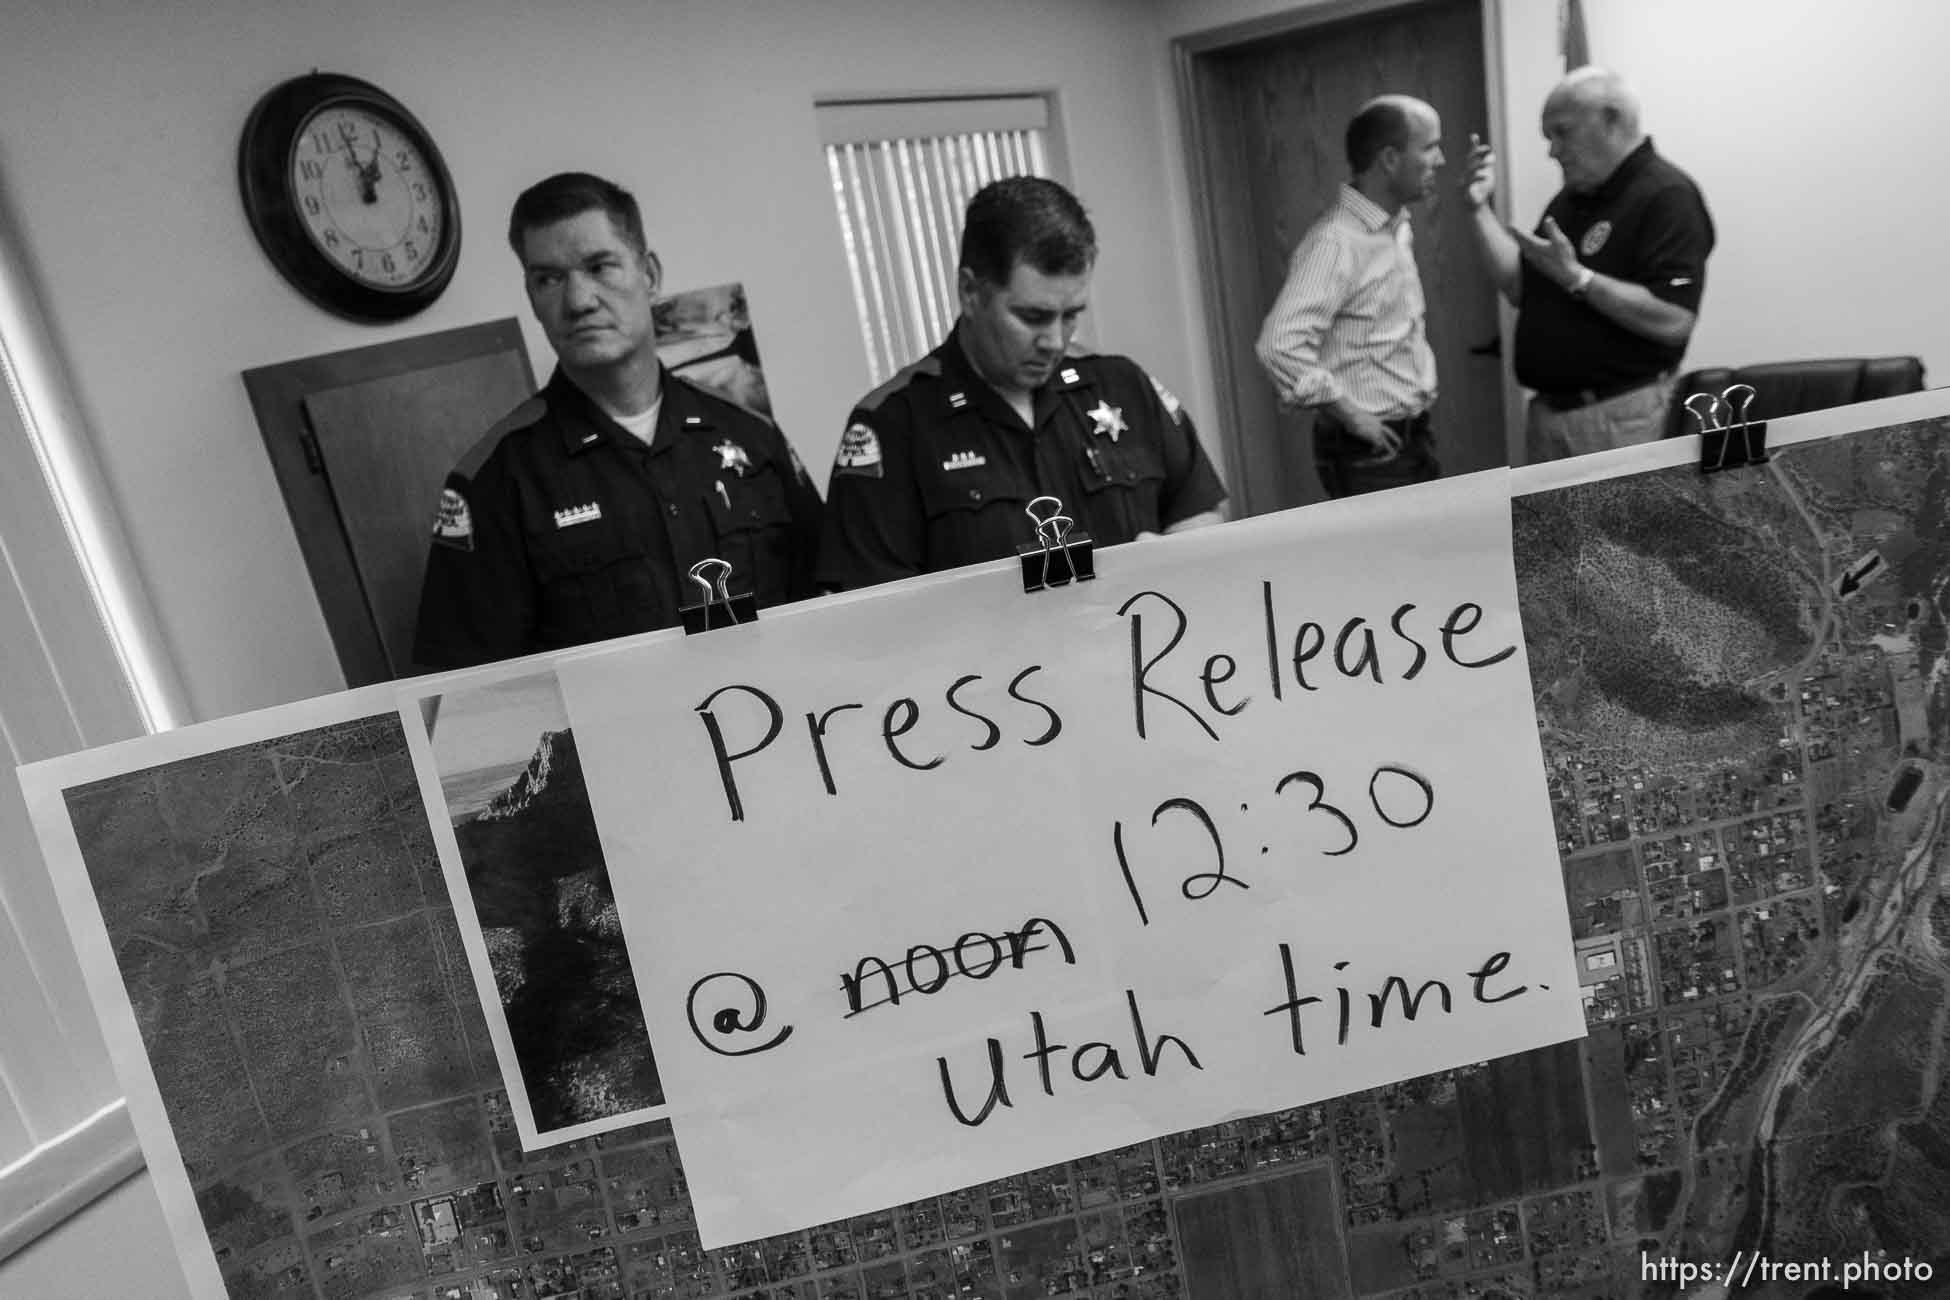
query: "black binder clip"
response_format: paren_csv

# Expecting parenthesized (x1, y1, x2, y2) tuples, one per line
(679, 557, 756, 634)
(1691, 382, 1769, 474)
(1017, 495, 1095, 592)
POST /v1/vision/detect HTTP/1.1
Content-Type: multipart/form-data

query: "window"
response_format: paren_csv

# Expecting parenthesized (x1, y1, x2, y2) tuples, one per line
(0, 193, 181, 1261)
(820, 96, 1060, 384)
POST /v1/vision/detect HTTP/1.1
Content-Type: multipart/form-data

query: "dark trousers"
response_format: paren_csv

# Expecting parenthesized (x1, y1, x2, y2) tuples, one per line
(1313, 409, 1441, 499)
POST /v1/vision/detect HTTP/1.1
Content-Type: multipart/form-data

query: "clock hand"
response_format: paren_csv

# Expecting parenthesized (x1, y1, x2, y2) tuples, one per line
(366, 128, 387, 185)
(351, 133, 380, 204)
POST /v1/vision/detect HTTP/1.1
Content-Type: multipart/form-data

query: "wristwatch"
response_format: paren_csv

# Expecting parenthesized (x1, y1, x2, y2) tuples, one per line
(1567, 266, 1596, 297)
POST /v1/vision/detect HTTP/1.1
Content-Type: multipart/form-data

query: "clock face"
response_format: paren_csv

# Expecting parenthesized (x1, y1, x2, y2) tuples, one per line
(288, 103, 447, 290)
(240, 73, 461, 321)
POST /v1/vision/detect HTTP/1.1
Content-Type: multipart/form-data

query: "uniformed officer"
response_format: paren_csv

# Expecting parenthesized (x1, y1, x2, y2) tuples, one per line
(816, 176, 1226, 591)
(413, 172, 823, 669)
(1462, 67, 1714, 460)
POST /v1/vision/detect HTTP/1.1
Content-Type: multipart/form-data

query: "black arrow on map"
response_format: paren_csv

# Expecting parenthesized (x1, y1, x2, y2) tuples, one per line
(1837, 552, 1884, 599)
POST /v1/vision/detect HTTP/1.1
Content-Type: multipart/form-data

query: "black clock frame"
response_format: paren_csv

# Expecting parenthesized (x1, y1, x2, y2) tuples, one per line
(238, 72, 463, 323)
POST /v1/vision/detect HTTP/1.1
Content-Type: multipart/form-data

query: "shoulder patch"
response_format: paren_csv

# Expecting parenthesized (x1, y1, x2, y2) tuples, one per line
(854, 355, 942, 414)
(833, 421, 884, 479)
(452, 393, 549, 480)
(430, 486, 474, 551)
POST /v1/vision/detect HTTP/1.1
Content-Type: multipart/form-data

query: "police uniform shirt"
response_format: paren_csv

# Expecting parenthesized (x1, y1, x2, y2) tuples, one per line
(816, 327, 1227, 590)
(1513, 139, 1715, 395)
(412, 367, 823, 669)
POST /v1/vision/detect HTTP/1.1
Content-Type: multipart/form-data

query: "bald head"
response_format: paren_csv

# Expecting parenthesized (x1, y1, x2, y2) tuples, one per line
(1346, 95, 1439, 174)
(1541, 66, 1646, 191)
(1343, 95, 1445, 213)
(1547, 67, 1643, 136)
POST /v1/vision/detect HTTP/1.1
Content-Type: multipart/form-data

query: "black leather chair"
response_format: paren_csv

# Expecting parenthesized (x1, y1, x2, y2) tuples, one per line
(1664, 356, 1926, 438)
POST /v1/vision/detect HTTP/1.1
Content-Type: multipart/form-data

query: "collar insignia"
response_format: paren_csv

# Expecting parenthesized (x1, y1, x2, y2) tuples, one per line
(947, 391, 969, 409)
(1060, 367, 1081, 385)
(1085, 399, 1127, 443)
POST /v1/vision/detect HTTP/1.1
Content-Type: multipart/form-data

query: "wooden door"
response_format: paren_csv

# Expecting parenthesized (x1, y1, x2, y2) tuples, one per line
(242, 320, 535, 687)
(1189, 0, 1503, 513)
(304, 353, 533, 678)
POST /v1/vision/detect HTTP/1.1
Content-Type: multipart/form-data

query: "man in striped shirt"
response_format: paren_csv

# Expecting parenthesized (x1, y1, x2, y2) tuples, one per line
(1255, 96, 1444, 499)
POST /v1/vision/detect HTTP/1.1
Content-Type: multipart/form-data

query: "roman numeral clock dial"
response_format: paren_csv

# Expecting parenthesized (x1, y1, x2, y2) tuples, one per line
(239, 73, 461, 322)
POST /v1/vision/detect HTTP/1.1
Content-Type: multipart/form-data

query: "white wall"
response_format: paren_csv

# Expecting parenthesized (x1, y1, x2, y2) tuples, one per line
(1550, 0, 1950, 377)
(1152, 0, 1950, 444)
(0, 0, 1200, 722)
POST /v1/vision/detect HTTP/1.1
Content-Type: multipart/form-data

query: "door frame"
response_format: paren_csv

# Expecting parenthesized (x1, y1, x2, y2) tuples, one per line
(1172, 0, 1518, 514)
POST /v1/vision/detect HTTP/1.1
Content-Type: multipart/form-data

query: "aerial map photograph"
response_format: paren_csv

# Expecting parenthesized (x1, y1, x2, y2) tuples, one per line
(53, 413, 1950, 1298)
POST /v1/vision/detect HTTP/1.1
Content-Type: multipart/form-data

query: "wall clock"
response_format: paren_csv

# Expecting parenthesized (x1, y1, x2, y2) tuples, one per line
(239, 72, 462, 322)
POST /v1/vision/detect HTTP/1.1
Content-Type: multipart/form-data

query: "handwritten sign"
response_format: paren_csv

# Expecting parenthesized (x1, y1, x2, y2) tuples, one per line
(561, 470, 1585, 1247)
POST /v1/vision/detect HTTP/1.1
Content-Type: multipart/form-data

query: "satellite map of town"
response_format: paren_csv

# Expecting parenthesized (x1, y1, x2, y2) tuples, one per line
(56, 415, 1950, 1298)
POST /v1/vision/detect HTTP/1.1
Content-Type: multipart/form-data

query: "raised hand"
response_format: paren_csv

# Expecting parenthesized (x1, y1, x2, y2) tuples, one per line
(1462, 132, 1496, 210)
(1511, 216, 1582, 289)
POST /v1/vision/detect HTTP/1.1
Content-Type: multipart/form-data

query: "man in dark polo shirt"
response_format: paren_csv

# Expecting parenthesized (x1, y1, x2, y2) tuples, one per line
(1462, 67, 1714, 461)
(412, 173, 823, 669)
(818, 177, 1226, 591)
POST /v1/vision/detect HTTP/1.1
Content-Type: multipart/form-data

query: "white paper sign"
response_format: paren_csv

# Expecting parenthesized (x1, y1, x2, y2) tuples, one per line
(562, 470, 1585, 1247)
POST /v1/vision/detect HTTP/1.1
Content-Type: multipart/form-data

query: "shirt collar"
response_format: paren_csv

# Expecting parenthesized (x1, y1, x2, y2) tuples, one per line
(548, 364, 711, 457)
(1337, 184, 1406, 232)
(938, 321, 1089, 431)
(1588, 137, 1656, 202)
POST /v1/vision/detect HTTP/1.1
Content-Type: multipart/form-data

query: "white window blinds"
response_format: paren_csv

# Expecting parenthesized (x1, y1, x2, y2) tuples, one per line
(819, 96, 1055, 385)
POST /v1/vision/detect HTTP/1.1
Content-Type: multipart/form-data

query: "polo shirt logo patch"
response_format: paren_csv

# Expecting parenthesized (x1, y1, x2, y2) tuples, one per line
(942, 451, 987, 472)
(1579, 220, 1612, 257)
(834, 421, 884, 479)
(431, 488, 473, 551)
(554, 502, 602, 529)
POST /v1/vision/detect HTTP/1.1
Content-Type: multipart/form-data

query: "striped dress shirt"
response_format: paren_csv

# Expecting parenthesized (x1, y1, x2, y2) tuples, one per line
(1254, 185, 1437, 419)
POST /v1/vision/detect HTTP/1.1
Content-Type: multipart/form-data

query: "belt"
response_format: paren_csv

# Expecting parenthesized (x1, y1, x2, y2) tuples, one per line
(1321, 408, 1432, 435)
(1534, 372, 1670, 412)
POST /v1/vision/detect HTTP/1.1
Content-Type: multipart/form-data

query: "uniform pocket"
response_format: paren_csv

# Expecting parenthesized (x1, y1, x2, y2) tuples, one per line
(916, 463, 1028, 520)
(1077, 440, 1165, 541)
(703, 461, 793, 598)
(915, 463, 1034, 570)
(703, 461, 791, 536)
(528, 525, 653, 636)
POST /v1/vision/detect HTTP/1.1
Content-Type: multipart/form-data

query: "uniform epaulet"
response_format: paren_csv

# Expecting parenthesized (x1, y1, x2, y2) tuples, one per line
(855, 355, 942, 414)
(668, 370, 777, 429)
(452, 394, 549, 479)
